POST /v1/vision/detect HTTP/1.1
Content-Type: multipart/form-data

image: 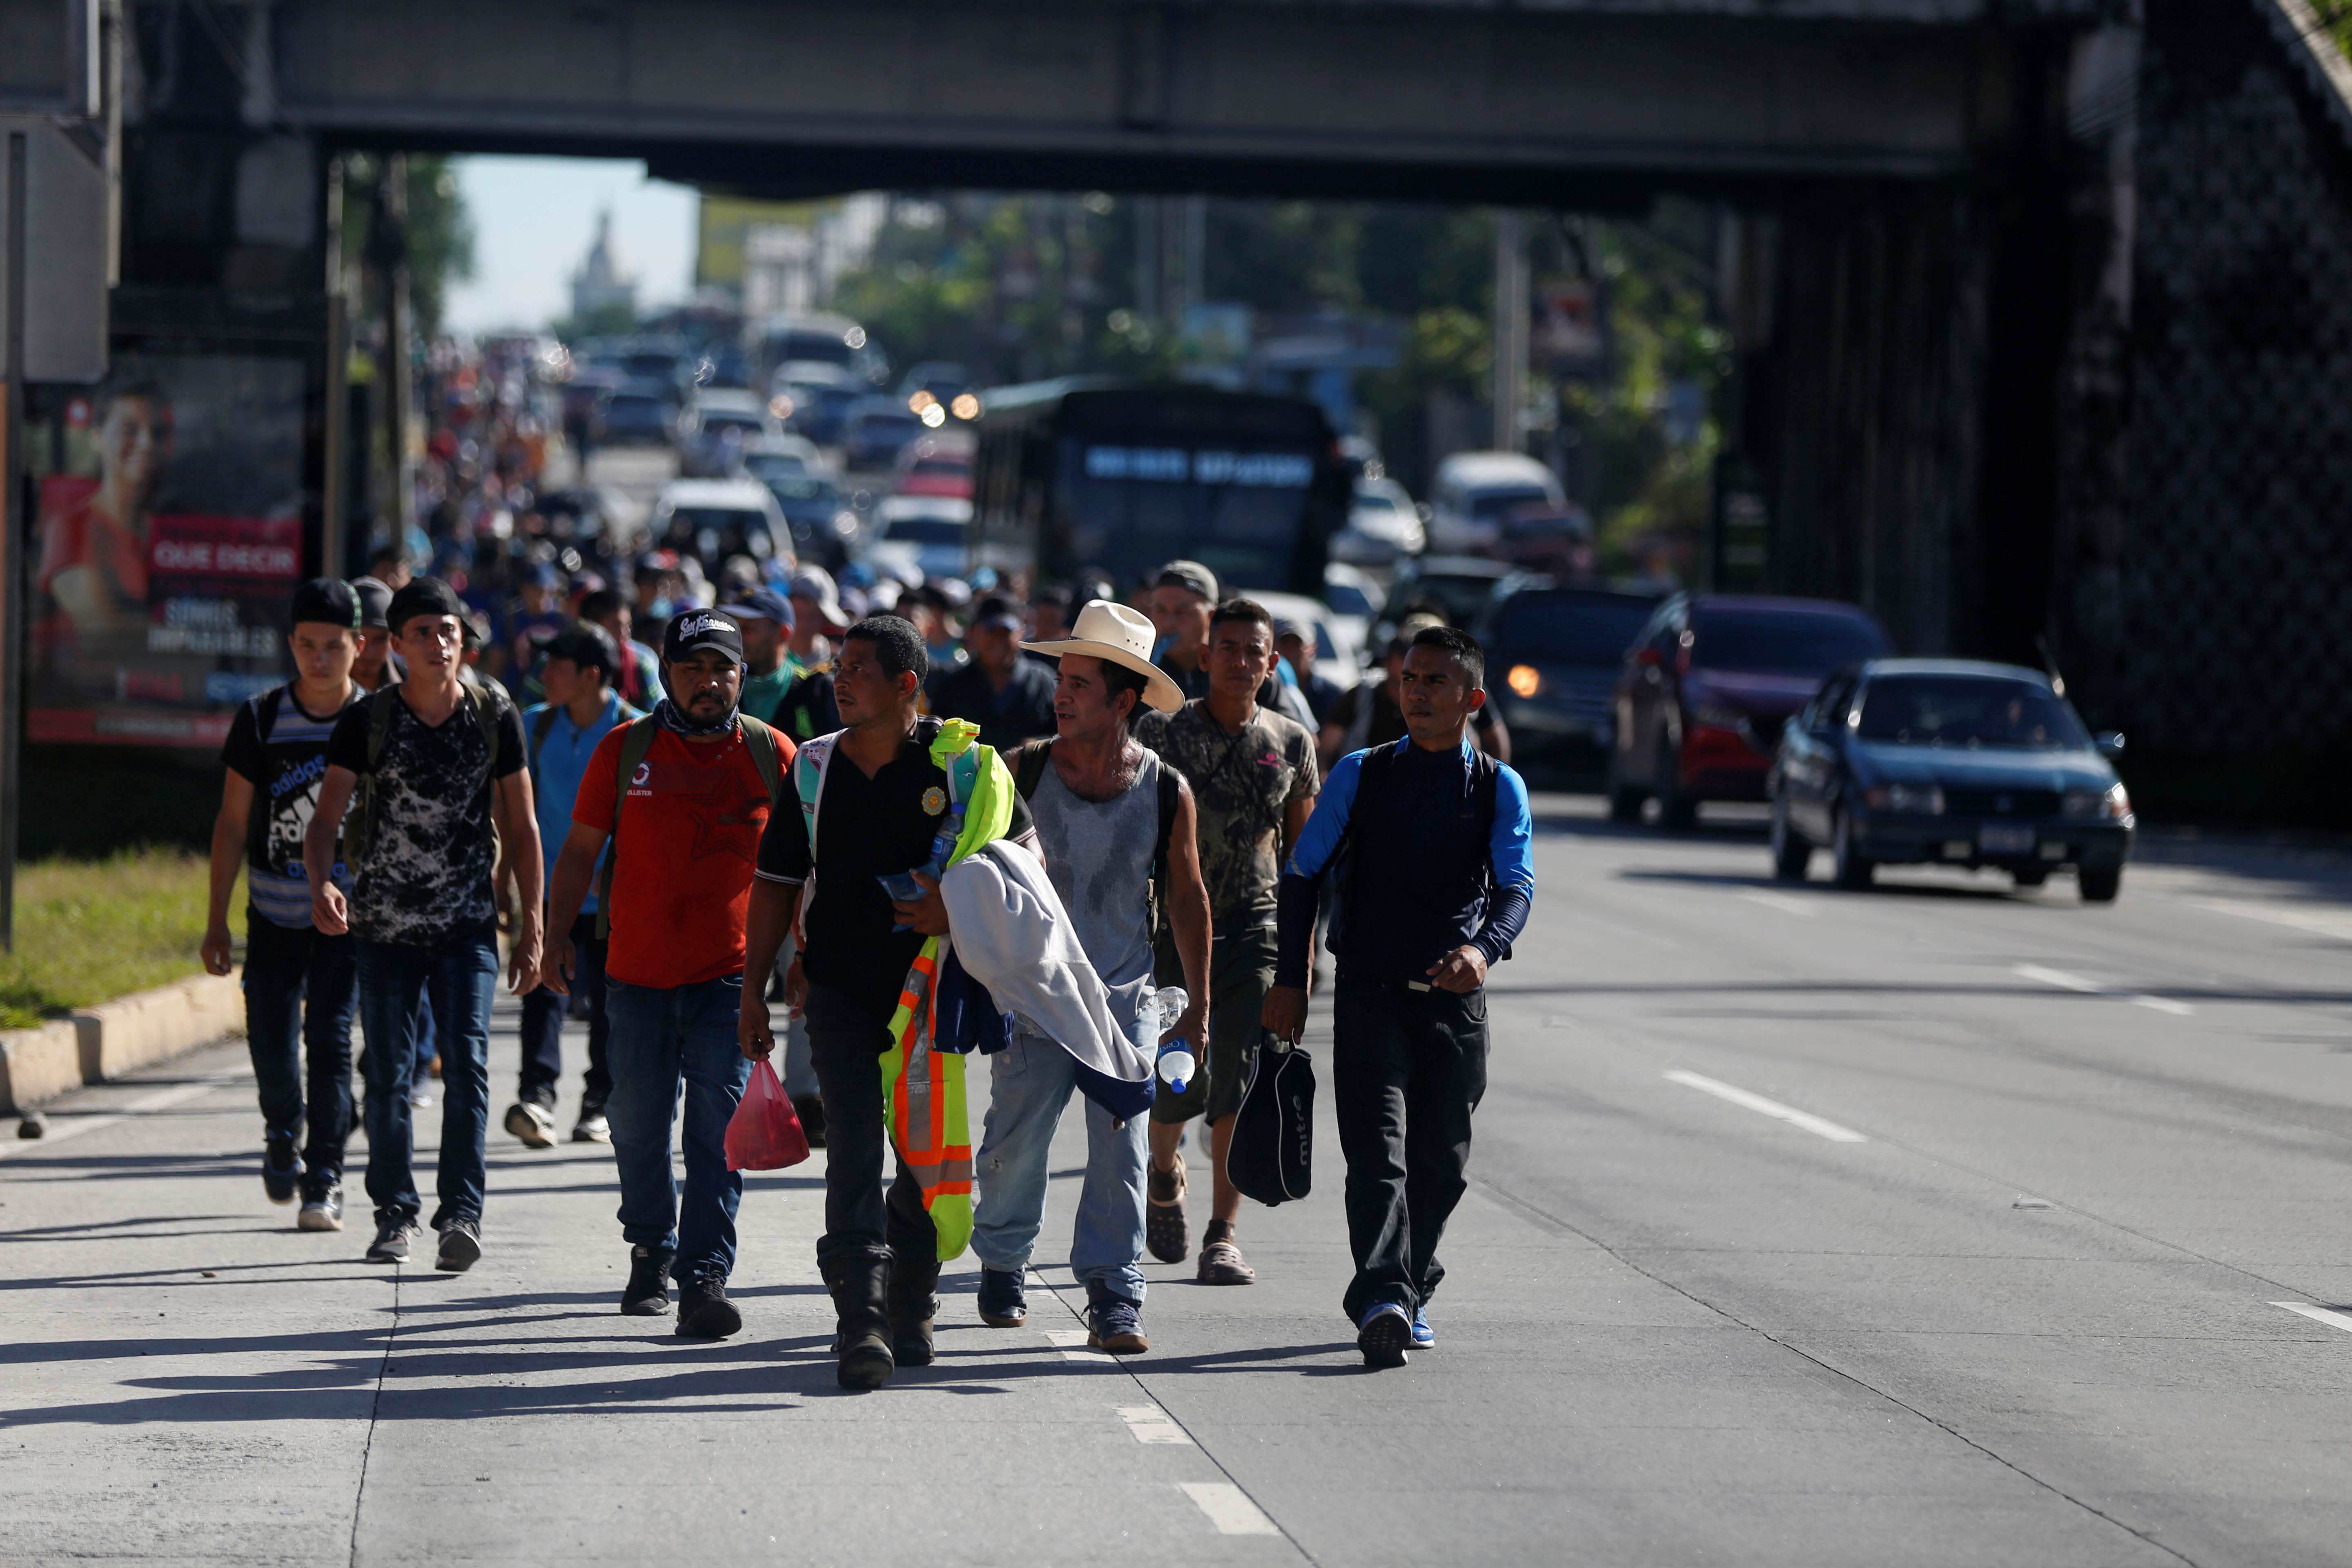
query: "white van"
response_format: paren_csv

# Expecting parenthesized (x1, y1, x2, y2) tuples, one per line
(1428, 452, 1566, 554)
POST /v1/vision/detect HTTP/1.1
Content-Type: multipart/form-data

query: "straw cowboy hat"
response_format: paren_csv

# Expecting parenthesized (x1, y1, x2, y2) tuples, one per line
(1020, 599, 1187, 714)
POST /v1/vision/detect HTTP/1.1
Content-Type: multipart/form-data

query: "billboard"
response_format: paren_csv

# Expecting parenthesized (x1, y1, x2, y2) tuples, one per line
(26, 352, 307, 748)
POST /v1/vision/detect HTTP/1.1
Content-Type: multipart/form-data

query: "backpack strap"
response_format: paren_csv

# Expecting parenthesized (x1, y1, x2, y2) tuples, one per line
(345, 687, 403, 869)
(470, 683, 505, 774)
(594, 714, 663, 939)
(739, 713, 784, 802)
(528, 705, 560, 780)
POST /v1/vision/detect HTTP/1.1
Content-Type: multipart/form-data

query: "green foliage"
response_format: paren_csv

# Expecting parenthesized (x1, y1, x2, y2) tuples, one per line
(338, 153, 477, 338)
(2316, 0, 2352, 60)
(552, 301, 638, 344)
(0, 849, 239, 1030)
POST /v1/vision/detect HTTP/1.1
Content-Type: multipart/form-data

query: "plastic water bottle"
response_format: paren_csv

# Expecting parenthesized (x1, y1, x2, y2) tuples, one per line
(1151, 987, 1193, 1095)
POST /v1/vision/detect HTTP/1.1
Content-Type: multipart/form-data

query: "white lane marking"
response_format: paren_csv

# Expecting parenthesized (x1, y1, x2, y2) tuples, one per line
(0, 1074, 245, 1161)
(2197, 899, 2352, 944)
(1739, 889, 1817, 917)
(1117, 1405, 1195, 1445)
(1043, 1328, 1112, 1363)
(1662, 1071, 1868, 1143)
(1179, 1481, 1282, 1536)
(2274, 1302, 2352, 1335)
(2013, 963, 2194, 1016)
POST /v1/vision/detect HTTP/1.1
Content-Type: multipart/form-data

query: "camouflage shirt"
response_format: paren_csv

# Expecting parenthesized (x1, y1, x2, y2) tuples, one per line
(1138, 699, 1319, 930)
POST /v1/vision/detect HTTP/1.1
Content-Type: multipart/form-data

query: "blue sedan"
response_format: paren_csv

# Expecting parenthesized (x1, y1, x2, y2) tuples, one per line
(1768, 659, 2134, 901)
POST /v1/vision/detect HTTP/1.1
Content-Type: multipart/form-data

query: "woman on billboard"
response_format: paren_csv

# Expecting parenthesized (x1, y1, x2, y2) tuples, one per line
(37, 378, 173, 650)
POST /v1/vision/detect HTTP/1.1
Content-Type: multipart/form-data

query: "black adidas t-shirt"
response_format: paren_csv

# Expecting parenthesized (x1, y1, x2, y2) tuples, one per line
(219, 684, 359, 929)
(325, 684, 527, 948)
(755, 720, 1035, 1022)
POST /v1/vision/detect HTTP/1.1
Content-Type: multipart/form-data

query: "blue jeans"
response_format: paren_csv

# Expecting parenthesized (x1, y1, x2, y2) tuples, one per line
(241, 910, 358, 1193)
(604, 973, 753, 1283)
(355, 925, 499, 1228)
(971, 1019, 1151, 1305)
(518, 912, 612, 1109)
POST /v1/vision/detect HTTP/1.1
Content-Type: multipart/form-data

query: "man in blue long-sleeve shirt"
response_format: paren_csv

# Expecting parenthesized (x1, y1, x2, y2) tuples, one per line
(1266, 624, 1534, 1368)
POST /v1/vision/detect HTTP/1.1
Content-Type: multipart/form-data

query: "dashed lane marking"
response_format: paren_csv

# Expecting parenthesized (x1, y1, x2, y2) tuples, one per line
(2013, 962, 2195, 1016)
(1179, 1481, 1282, 1536)
(1663, 1070, 1869, 1144)
(1117, 1405, 1195, 1444)
(2274, 1302, 2352, 1335)
(0, 1073, 245, 1161)
(2195, 898, 2352, 944)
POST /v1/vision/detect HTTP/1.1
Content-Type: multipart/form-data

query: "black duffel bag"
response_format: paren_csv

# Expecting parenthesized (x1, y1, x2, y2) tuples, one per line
(1227, 1036, 1314, 1206)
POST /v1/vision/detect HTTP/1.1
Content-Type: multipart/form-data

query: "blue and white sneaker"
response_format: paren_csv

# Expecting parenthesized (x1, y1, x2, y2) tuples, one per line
(1357, 1302, 1412, 1368)
(1410, 1305, 1434, 1350)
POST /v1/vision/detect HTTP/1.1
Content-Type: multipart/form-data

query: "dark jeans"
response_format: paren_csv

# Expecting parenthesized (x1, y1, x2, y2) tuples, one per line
(804, 983, 935, 1269)
(1331, 973, 1490, 1323)
(604, 973, 752, 1283)
(518, 913, 612, 1109)
(356, 925, 499, 1228)
(241, 911, 358, 1192)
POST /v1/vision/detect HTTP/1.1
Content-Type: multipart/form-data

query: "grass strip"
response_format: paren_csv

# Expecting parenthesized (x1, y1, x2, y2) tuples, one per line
(0, 848, 241, 1030)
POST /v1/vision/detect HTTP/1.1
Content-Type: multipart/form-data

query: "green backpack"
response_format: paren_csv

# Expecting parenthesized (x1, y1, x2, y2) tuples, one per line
(343, 683, 508, 870)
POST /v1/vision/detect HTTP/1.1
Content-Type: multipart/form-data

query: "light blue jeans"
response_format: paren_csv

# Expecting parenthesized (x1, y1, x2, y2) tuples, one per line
(971, 1020, 1150, 1305)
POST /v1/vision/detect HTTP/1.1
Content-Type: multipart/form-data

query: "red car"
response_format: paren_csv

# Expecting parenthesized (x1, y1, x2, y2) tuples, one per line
(895, 442, 973, 500)
(1608, 593, 1890, 828)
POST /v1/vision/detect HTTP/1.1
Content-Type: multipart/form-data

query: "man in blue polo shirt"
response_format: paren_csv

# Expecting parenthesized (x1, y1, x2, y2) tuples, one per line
(1265, 624, 1535, 1369)
(509, 623, 635, 1147)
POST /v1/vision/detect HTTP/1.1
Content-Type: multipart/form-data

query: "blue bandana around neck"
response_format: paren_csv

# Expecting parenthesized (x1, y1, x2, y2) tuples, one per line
(653, 695, 738, 739)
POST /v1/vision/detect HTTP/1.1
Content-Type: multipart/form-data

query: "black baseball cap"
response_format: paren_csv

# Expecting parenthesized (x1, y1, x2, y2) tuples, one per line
(290, 577, 361, 631)
(385, 576, 468, 637)
(543, 622, 617, 678)
(350, 577, 392, 630)
(970, 594, 1022, 630)
(717, 586, 795, 630)
(662, 608, 745, 664)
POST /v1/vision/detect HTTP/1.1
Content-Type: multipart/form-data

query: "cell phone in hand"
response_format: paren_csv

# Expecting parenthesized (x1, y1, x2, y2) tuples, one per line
(877, 870, 924, 931)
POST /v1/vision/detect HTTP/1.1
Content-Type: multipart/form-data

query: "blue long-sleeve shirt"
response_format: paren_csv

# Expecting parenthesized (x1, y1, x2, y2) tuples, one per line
(1275, 737, 1535, 988)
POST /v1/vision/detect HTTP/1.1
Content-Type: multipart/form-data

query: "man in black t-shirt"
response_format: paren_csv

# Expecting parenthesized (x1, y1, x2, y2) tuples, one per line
(742, 615, 1037, 1390)
(307, 577, 542, 1274)
(202, 578, 365, 1231)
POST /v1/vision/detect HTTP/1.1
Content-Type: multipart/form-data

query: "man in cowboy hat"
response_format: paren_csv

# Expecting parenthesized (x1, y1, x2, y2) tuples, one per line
(967, 600, 1212, 1353)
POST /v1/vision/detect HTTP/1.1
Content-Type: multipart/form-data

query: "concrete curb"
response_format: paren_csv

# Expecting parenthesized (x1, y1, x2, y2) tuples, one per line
(0, 970, 243, 1116)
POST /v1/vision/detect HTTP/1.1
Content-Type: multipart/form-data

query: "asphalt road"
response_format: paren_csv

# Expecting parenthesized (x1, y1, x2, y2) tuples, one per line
(5, 799, 2352, 1566)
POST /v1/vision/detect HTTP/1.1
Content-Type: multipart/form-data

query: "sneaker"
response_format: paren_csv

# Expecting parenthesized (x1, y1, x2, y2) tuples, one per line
(1146, 1160, 1189, 1264)
(976, 1267, 1027, 1327)
(261, 1134, 301, 1206)
(1197, 1236, 1255, 1286)
(504, 1100, 556, 1149)
(297, 1185, 344, 1232)
(621, 1245, 673, 1316)
(1410, 1305, 1434, 1350)
(1357, 1302, 1412, 1369)
(791, 1094, 827, 1151)
(571, 1105, 611, 1144)
(677, 1277, 742, 1339)
(365, 1215, 421, 1264)
(434, 1216, 483, 1272)
(409, 1087, 434, 1109)
(1087, 1294, 1149, 1355)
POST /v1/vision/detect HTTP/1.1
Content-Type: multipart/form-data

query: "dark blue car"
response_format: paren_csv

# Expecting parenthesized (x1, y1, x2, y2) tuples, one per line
(1768, 659, 2134, 901)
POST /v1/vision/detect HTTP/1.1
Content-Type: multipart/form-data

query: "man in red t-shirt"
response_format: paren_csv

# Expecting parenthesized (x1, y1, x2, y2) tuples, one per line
(544, 609, 795, 1339)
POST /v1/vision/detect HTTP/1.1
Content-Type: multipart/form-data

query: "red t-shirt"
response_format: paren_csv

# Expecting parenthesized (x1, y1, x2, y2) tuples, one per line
(572, 723, 794, 988)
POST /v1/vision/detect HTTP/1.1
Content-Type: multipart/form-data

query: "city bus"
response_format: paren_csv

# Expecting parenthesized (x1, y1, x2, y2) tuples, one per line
(971, 378, 1352, 597)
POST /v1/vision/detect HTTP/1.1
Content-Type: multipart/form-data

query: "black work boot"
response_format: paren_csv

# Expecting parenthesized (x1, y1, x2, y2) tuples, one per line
(886, 1252, 941, 1368)
(621, 1245, 674, 1316)
(676, 1275, 743, 1339)
(821, 1256, 895, 1390)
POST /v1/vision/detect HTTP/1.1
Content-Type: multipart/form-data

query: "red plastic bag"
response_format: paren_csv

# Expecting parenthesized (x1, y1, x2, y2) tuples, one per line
(726, 1059, 811, 1171)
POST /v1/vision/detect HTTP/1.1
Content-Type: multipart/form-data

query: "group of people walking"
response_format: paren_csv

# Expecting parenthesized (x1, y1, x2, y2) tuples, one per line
(204, 557, 1534, 1382)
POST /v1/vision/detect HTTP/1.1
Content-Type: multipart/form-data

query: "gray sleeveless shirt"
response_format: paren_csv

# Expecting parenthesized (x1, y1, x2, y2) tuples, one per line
(1026, 747, 1161, 1027)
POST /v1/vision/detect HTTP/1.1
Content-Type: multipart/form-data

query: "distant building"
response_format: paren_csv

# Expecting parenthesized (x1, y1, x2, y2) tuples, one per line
(571, 210, 636, 319)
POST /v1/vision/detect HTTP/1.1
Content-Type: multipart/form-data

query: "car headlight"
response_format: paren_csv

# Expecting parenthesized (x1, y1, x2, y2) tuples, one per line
(2065, 784, 2131, 820)
(1507, 664, 1543, 698)
(1864, 783, 1945, 814)
(1690, 704, 1746, 730)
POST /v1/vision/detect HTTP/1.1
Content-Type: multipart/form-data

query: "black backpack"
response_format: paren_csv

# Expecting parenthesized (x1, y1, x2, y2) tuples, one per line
(1323, 739, 1503, 961)
(1011, 737, 1182, 943)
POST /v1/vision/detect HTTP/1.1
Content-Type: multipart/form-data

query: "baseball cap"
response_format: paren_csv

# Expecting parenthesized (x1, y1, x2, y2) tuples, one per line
(290, 577, 361, 631)
(1154, 559, 1218, 603)
(385, 576, 468, 637)
(970, 594, 1022, 630)
(717, 587, 795, 630)
(662, 608, 745, 665)
(788, 565, 849, 632)
(350, 577, 392, 630)
(522, 562, 563, 590)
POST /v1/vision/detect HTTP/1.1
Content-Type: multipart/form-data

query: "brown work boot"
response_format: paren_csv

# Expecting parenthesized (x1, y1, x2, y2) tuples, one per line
(1146, 1159, 1189, 1264)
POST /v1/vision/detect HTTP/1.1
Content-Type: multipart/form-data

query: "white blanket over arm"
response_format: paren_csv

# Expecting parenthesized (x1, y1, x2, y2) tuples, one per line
(939, 839, 1153, 1087)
